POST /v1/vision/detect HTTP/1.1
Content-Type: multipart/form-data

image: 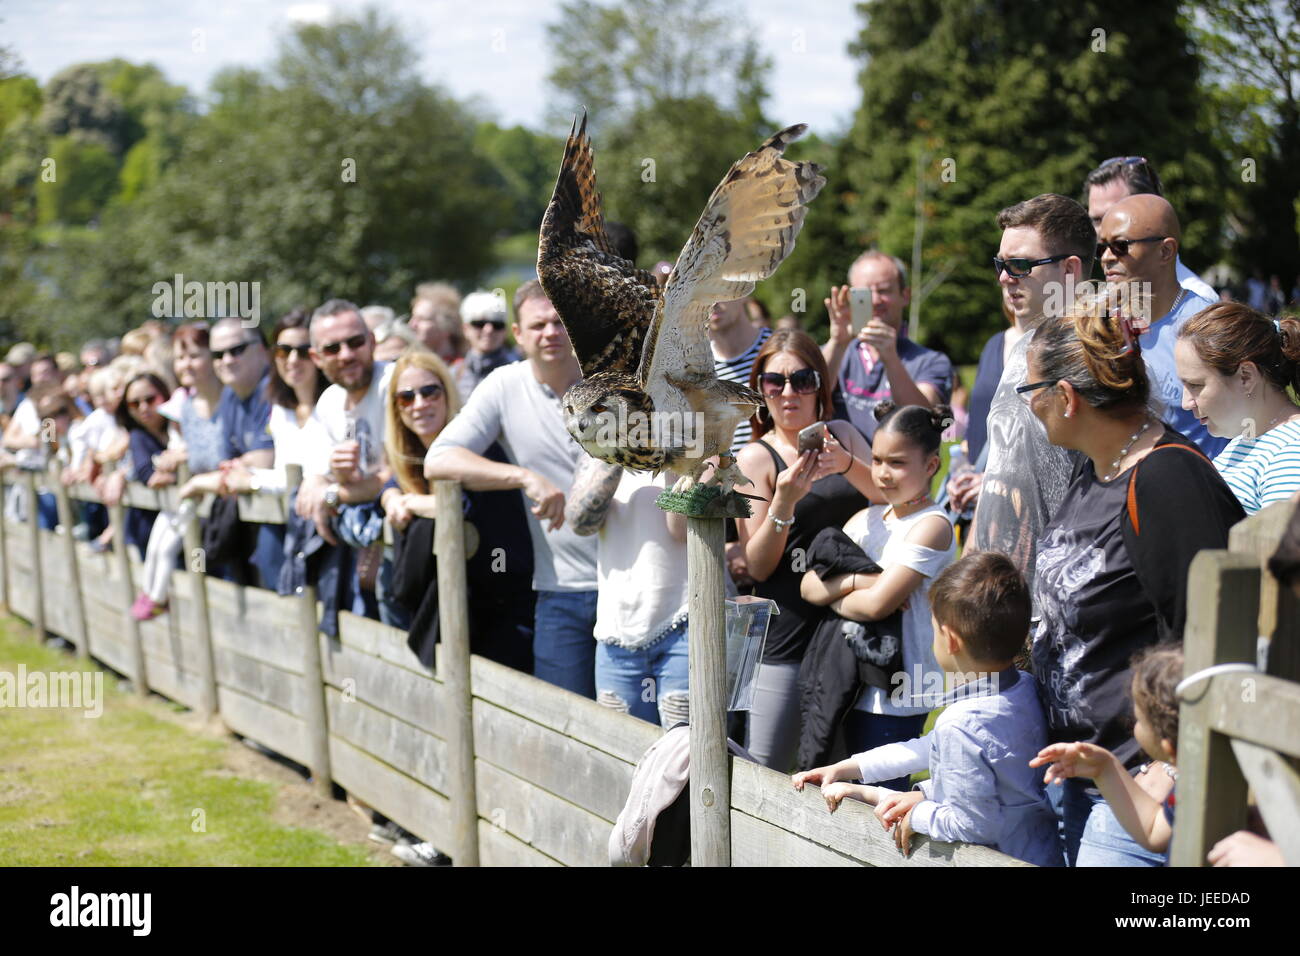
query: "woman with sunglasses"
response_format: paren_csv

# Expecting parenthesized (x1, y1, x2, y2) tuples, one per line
(735, 329, 877, 771)
(99, 372, 172, 560)
(1023, 304, 1243, 867)
(1175, 304, 1300, 514)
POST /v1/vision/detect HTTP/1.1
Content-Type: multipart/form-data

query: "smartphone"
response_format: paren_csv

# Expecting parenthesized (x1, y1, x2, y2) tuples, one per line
(849, 287, 872, 334)
(797, 422, 827, 454)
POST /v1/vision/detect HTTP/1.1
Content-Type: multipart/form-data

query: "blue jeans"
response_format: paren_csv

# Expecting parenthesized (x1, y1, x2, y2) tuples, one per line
(1048, 776, 1168, 867)
(595, 620, 689, 728)
(844, 710, 930, 792)
(37, 491, 58, 531)
(533, 589, 598, 699)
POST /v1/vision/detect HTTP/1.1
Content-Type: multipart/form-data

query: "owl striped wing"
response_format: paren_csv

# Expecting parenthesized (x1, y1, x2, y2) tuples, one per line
(638, 125, 826, 398)
(538, 112, 661, 379)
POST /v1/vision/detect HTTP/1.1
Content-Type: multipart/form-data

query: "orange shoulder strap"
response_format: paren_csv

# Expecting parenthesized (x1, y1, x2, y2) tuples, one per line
(1125, 442, 1209, 536)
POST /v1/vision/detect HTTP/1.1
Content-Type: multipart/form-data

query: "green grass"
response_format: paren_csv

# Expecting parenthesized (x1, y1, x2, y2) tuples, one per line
(0, 619, 377, 866)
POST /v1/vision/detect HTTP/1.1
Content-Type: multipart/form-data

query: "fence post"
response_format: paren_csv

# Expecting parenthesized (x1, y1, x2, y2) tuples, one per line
(686, 515, 730, 866)
(0, 473, 10, 612)
(434, 479, 478, 867)
(1170, 550, 1260, 867)
(177, 467, 219, 721)
(23, 469, 46, 638)
(286, 465, 332, 796)
(107, 482, 148, 697)
(49, 461, 89, 658)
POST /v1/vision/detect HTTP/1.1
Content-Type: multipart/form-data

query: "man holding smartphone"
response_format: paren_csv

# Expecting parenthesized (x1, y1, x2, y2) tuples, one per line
(823, 251, 952, 441)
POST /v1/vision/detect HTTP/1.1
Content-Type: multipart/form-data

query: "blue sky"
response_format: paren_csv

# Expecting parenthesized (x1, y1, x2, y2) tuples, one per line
(3, 0, 862, 135)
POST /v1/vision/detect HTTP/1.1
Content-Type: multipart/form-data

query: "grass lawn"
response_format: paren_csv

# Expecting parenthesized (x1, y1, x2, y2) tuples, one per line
(0, 618, 379, 866)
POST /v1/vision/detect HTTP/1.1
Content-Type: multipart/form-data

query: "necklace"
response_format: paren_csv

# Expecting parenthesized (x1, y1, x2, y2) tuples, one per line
(1261, 407, 1300, 433)
(885, 491, 931, 519)
(1099, 415, 1154, 482)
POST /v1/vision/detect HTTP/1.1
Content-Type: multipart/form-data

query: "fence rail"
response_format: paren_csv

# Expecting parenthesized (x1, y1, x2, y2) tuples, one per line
(2, 462, 1083, 867)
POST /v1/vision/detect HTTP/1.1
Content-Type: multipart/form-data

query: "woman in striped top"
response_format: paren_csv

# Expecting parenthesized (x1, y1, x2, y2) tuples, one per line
(1175, 303, 1300, 513)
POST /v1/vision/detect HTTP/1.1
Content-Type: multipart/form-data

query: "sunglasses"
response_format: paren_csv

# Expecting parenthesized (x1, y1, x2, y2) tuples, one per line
(1015, 380, 1056, 403)
(1098, 155, 1148, 170)
(469, 319, 506, 330)
(396, 383, 445, 407)
(758, 368, 820, 397)
(993, 253, 1070, 279)
(211, 341, 257, 361)
(275, 343, 311, 360)
(319, 334, 368, 356)
(129, 393, 163, 409)
(1096, 236, 1168, 259)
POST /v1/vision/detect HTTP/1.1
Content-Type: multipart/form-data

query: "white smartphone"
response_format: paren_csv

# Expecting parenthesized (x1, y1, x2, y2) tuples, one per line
(797, 421, 827, 454)
(848, 287, 872, 334)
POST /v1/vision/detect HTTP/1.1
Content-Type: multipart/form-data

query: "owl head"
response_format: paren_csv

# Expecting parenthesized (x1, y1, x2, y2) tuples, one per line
(562, 375, 661, 469)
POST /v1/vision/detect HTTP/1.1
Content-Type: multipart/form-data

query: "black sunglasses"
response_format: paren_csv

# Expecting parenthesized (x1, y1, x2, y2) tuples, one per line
(211, 340, 257, 361)
(1015, 380, 1056, 402)
(1096, 236, 1168, 259)
(993, 253, 1070, 279)
(758, 368, 820, 396)
(275, 343, 311, 359)
(1098, 155, 1148, 170)
(469, 319, 506, 330)
(396, 383, 445, 407)
(129, 393, 163, 408)
(319, 334, 368, 356)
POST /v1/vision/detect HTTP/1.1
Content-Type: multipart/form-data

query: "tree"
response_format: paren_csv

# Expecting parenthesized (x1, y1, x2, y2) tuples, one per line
(836, 0, 1224, 362)
(1193, 0, 1300, 284)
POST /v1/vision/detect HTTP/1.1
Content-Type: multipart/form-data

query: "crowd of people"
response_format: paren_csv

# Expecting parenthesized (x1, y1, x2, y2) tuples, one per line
(3, 156, 1297, 868)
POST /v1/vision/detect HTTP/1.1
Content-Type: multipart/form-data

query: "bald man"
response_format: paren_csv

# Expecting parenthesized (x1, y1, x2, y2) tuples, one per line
(1098, 194, 1226, 457)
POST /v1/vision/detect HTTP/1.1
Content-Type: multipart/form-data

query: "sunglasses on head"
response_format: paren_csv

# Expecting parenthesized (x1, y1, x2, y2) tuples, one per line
(758, 368, 820, 397)
(993, 253, 1070, 279)
(1098, 155, 1148, 170)
(1096, 236, 1168, 259)
(211, 340, 257, 361)
(275, 343, 311, 359)
(396, 383, 445, 407)
(319, 334, 368, 356)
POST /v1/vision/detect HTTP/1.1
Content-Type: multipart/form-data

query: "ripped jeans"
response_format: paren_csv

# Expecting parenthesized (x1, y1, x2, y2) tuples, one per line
(595, 619, 689, 729)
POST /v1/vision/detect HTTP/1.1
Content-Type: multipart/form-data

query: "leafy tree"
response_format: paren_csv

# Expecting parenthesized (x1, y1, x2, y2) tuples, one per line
(1193, 0, 1300, 283)
(836, 0, 1224, 362)
(475, 121, 565, 235)
(39, 63, 132, 156)
(35, 136, 119, 225)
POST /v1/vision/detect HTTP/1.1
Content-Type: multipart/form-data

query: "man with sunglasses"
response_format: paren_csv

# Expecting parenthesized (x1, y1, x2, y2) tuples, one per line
(1082, 156, 1216, 302)
(426, 279, 599, 699)
(824, 251, 952, 442)
(966, 194, 1094, 597)
(1096, 194, 1224, 457)
(456, 289, 520, 400)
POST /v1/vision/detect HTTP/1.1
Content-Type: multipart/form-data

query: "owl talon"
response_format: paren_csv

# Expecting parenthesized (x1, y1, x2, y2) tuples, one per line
(704, 457, 752, 496)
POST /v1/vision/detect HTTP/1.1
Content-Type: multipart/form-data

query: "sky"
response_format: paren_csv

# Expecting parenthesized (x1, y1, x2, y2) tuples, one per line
(2, 0, 863, 135)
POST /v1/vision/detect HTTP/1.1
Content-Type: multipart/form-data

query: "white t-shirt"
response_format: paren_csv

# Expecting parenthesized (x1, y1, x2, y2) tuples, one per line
(595, 470, 688, 648)
(305, 362, 393, 478)
(10, 398, 46, 469)
(67, 407, 120, 469)
(845, 502, 956, 717)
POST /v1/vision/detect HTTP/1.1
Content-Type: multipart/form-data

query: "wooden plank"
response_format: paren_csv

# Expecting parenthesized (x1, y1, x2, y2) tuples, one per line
(206, 578, 304, 674)
(729, 758, 1025, 867)
(1171, 551, 1259, 868)
(1230, 500, 1298, 681)
(137, 604, 206, 676)
(325, 687, 448, 793)
(7, 563, 36, 621)
(143, 652, 205, 709)
(1202, 672, 1300, 759)
(474, 759, 610, 867)
(298, 583, 331, 796)
(1230, 738, 1300, 866)
(217, 685, 309, 764)
(477, 818, 562, 867)
(328, 735, 453, 850)
(49, 469, 88, 656)
(336, 611, 432, 678)
(472, 698, 634, 823)
(471, 655, 663, 764)
(23, 471, 45, 637)
(686, 514, 729, 865)
(318, 635, 449, 738)
(238, 493, 287, 525)
(213, 645, 305, 715)
(0, 479, 9, 610)
(730, 811, 863, 867)
(176, 478, 218, 720)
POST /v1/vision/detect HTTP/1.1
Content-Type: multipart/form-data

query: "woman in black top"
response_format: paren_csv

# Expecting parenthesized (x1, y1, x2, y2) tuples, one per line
(1024, 305, 1244, 867)
(735, 330, 879, 771)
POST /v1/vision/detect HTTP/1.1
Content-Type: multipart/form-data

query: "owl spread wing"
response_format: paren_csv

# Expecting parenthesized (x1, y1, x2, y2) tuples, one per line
(537, 111, 662, 379)
(638, 125, 826, 400)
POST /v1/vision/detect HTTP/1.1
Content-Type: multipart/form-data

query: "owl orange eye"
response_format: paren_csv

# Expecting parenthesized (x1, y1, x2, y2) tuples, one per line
(592, 404, 607, 414)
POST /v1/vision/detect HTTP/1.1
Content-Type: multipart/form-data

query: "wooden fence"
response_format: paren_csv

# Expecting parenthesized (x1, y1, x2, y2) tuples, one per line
(1, 463, 1028, 866)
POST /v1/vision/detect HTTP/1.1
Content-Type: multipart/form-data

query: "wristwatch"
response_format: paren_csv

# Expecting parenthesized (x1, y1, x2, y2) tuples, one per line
(324, 483, 341, 512)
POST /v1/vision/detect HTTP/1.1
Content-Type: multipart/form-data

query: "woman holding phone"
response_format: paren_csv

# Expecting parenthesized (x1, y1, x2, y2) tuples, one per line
(735, 329, 880, 771)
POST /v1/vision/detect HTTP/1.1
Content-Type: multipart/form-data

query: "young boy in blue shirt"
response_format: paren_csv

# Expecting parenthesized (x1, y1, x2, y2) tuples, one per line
(792, 551, 1062, 866)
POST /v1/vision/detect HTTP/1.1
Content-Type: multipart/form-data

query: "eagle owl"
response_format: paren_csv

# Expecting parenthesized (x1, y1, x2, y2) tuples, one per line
(538, 113, 825, 493)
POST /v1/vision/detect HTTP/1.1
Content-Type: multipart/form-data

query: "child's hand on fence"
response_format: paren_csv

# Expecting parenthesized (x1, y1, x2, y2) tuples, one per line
(893, 804, 918, 857)
(1029, 741, 1111, 785)
(791, 766, 837, 791)
(820, 782, 861, 813)
(874, 789, 923, 832)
